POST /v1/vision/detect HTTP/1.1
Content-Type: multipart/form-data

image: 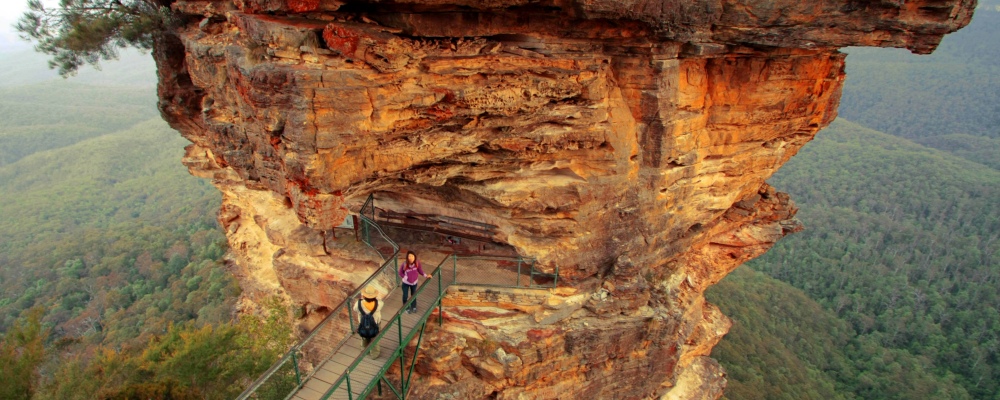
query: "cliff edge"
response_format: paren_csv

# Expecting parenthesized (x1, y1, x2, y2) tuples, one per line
(153, 0, 975, 398)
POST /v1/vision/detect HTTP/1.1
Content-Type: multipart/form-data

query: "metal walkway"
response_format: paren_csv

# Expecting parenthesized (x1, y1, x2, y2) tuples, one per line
(237, 194, 556, 400)
(292, 258, 454, 400)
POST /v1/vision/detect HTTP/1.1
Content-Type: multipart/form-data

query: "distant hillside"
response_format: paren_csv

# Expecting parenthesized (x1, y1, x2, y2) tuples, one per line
(0, 56, 290, 399)
(839, 6, 1000, 168)
(0, 73, 232, 349)
(0, 82, 159, 166)
(709, 266, 970, 400)
(0, 49, 159, 168)
(0, 49, 157, 88)
(716, 8, 1000, 398)
(740, 119, 999, 398)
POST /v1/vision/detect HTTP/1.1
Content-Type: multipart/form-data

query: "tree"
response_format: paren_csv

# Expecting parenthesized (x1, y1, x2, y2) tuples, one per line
(33, 297, 293, 399)
(0, 307, 49, 400)
(15, 0, 173, 77)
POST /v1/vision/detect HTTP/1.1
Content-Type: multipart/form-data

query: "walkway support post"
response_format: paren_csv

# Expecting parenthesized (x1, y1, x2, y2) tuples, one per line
(347, 370, 354, 400)
(362, 219, 369, 245)
(291, 351, 302, 386)
(437, 271, 443, 326)
(404, 322, 428, 398)
(554, 263, 558, 287)
(348, 299, 355, 334)
(397, 313, 405, 400)
(517, 259, 523, 288)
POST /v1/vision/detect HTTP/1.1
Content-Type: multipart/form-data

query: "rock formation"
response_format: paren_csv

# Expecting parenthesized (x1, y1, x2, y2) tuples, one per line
(155, 0, 975, 398)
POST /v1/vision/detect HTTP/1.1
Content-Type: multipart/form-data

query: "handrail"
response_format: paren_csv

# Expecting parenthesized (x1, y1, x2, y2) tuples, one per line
(318, 254, 452, 400)
(235, 349, 298, 400)
(357, 214, 399, 262)
(236, 194, 399, 400)
(360, 193, 376, 222)
(238, 193, 559, 399)
(451, 254, 558, 289)
(295, 215, 400, 367)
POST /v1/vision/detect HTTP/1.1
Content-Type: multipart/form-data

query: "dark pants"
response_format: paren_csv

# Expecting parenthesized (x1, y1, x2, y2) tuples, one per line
(402, 283, 417, 311)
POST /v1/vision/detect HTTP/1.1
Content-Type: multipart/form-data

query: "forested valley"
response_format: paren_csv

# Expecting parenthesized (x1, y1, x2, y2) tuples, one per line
(709, 5, 1000, 399)
(1, 4, 998, 400)
(0, 51, 292, 399)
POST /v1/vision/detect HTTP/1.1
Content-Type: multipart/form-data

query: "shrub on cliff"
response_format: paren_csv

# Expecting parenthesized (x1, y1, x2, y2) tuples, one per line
(15, 0, 173, 77)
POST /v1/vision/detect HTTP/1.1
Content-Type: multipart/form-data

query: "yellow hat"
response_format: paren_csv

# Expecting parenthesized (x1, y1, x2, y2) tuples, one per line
(362, 286, 378, 298)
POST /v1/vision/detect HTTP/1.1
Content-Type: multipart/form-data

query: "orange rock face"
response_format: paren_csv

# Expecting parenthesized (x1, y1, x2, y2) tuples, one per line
(156, 0, 973, 398)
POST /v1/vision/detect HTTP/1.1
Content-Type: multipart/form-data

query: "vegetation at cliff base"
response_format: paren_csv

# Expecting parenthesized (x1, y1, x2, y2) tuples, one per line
(0, 307, 47, 400)
(32, 300, 291, 400)
(709, 266, 971, 400)
(712, 9, 1000, 398)
(734, 119, 1000, 398)
(0, 54, 292, 398)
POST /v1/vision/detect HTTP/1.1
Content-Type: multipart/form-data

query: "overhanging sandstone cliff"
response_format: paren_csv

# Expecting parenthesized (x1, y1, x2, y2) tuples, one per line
(154, 1, 975, 398)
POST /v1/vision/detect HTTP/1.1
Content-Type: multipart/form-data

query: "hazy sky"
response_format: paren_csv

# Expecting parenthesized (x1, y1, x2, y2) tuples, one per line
(1, 0, 33, 51)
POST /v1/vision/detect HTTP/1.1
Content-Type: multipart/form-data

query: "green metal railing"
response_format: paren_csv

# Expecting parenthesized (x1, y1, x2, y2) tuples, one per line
(237, 258, 401, 400)
(313, 253, 557, 400)
(451, 255, 558, 289)
(238, 193, 559, 400)
(360, 193, 376, 222)
(237, 195, 399, 400)
(316, 255, 451, 400)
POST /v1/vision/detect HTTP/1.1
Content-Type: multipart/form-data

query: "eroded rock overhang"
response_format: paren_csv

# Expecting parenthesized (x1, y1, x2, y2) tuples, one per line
(153, 0, 975, 398)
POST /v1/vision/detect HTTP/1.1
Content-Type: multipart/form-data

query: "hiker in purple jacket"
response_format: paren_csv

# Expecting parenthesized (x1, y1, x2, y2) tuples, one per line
(399, 250, 430, 314)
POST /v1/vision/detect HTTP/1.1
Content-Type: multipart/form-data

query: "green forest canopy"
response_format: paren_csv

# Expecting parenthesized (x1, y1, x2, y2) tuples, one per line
(839, 6, 1000, 169)
(711, 119, 998, 399)
(0, 57, 293, 397)
(711, 6, 999, 400)
(746, 120, 999, 398)
(709, 265, 971, 400)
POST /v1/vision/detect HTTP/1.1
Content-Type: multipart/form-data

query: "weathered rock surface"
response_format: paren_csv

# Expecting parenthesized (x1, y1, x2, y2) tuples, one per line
(155, 0, 974, 398)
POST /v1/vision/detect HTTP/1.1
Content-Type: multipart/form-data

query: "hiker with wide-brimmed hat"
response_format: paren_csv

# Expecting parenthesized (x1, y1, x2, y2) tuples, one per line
(356, 286, 382, 358)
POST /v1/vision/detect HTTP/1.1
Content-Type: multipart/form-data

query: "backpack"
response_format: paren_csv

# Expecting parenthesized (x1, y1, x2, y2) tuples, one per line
(357, 299, 379, 339)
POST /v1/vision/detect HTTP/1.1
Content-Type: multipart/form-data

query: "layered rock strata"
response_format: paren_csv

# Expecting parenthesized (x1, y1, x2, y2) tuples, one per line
(155, 0, 975, 398)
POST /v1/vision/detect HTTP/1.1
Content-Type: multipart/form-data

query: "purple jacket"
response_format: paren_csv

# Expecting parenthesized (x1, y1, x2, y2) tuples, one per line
(399, 261, 425, 285)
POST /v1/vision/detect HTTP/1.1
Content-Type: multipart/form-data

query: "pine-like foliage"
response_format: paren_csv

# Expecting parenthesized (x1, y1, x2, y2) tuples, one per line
(15, 0, 173, 76)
